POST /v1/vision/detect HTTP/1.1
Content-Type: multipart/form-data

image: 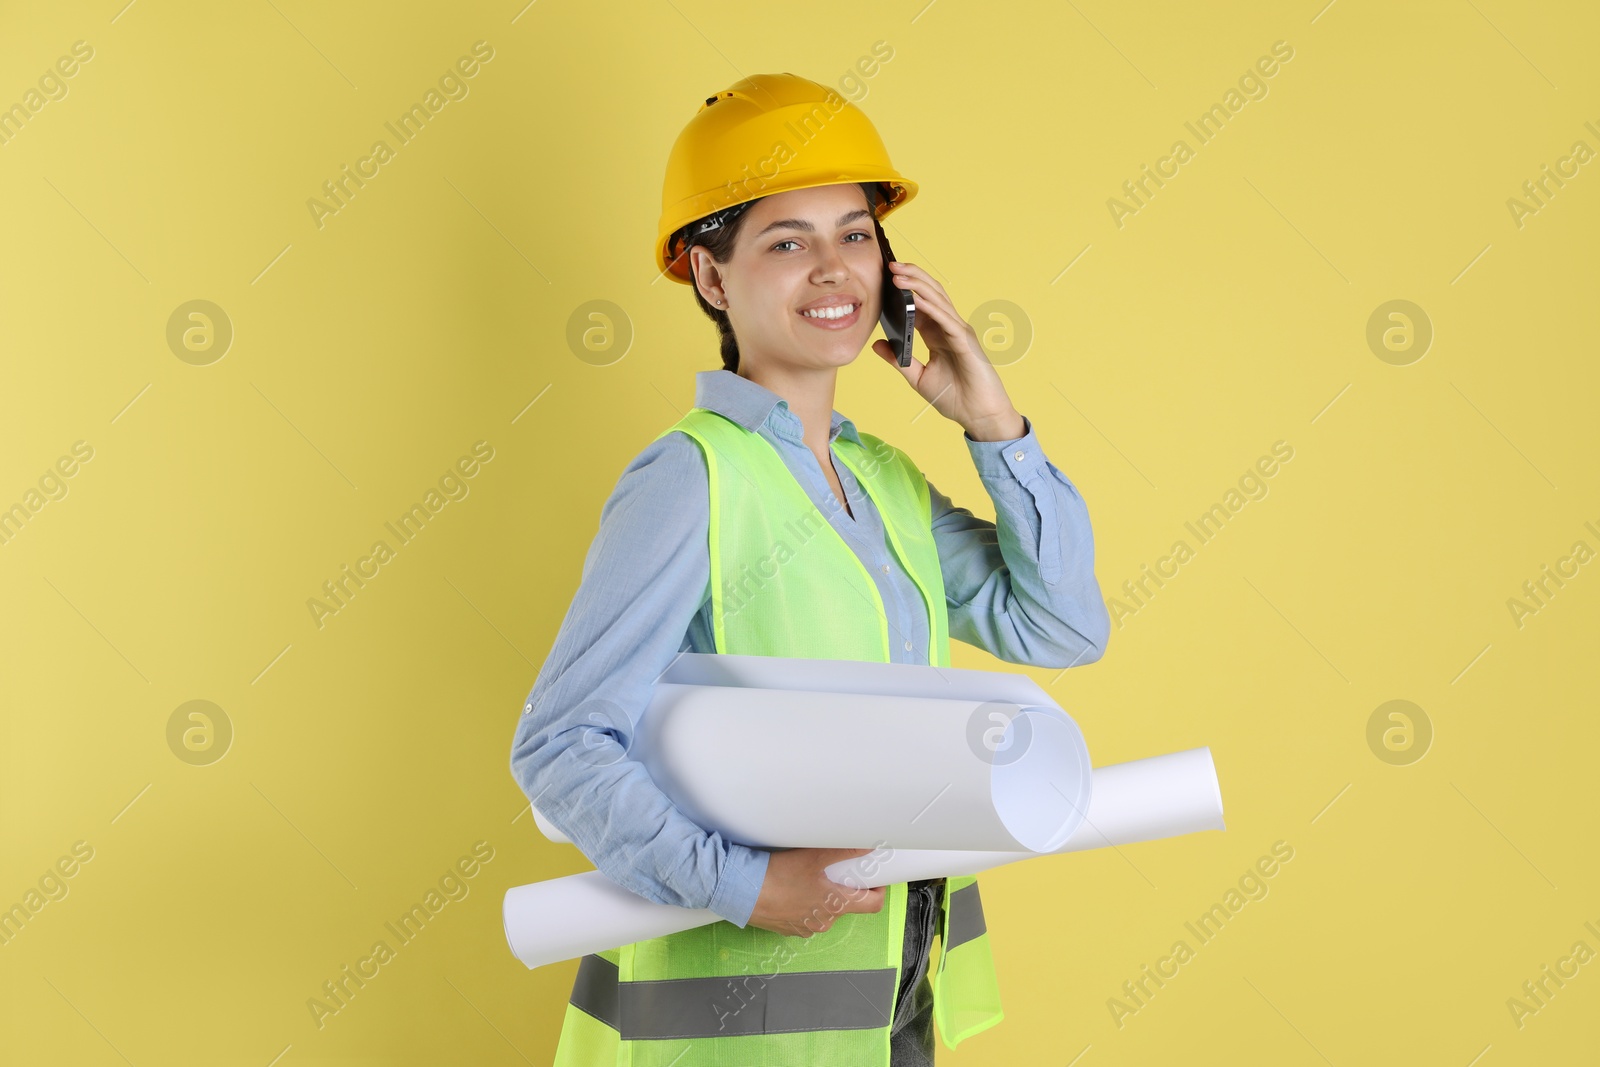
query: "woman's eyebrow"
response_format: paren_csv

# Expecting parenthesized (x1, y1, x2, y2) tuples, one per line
(752, 208, 873, 238)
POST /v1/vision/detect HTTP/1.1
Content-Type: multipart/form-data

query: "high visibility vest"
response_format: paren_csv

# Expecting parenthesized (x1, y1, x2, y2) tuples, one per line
(551, 406, 1005, 1066)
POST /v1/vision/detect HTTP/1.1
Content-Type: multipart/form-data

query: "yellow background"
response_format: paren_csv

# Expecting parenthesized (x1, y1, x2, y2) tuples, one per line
(3, 1, 1597, 1064)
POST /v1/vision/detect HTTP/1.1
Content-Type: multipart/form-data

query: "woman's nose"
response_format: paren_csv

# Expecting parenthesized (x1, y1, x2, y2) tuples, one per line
(811, 244, 850, 281)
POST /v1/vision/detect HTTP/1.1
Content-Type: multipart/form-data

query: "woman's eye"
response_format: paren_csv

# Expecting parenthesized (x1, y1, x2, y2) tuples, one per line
(771, 232, 873, 253)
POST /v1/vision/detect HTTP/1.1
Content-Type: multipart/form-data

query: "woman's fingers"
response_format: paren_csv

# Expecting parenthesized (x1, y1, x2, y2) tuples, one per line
(889, 266, 973, 353)
(889, 260, 952, 304)
(889, 261, 960, 324)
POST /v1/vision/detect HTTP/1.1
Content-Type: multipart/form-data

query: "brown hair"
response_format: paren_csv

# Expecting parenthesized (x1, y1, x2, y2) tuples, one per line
(682, 182, 884, 374)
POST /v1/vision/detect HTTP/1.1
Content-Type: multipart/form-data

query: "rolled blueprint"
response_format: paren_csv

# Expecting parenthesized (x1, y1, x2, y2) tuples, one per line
(505, 746, 1225, 970)
(624, 651, 1093, 853)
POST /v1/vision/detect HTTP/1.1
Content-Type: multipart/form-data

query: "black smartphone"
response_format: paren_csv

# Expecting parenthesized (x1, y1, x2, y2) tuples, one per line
(874, 219, 915, 367)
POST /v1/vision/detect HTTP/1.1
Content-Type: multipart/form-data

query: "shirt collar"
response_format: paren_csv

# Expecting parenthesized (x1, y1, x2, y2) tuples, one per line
(692, 369, 862, 447)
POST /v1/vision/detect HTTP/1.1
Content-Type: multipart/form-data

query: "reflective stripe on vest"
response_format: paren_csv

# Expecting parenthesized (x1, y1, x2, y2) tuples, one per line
(566, 880, 992, 1039)
(550, 407, 1004, 1066)
(944, 881, 987, 951)
(569, 953, 900, 1039)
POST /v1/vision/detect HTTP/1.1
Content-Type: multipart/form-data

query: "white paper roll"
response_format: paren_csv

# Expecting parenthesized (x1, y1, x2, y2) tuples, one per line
(504, 746, 1225, 970)
(637, 682, 1090, 852)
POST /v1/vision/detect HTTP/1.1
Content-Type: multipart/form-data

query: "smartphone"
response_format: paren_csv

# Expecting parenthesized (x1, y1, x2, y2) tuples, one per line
(874, 218, 915, 367)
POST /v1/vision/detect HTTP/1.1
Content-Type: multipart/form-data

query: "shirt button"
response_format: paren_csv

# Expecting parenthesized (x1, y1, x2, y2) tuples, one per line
(1013, 450, 1025, 461)
(882, 564, 890, 574)
(904, 640, 913, 652)
(718, 948, 730, 961)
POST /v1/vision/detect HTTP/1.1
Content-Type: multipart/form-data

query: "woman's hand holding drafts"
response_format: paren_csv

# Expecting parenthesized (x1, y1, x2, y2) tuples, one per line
(746, 847, 886, 938)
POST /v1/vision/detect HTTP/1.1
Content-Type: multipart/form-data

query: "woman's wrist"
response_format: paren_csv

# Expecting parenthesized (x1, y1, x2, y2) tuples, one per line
(963, 408, 1026, 442)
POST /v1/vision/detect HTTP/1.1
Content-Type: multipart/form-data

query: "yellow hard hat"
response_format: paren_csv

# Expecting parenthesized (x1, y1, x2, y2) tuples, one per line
(656, 72, 917, 284)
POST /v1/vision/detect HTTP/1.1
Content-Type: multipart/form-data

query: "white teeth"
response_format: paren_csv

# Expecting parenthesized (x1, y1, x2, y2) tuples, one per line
(801, 304, 857, 320)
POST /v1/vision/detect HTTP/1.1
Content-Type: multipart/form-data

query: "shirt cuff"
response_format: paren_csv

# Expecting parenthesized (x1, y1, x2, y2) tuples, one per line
(965, 413, 1048, 482)
(706, 842, 771, 928)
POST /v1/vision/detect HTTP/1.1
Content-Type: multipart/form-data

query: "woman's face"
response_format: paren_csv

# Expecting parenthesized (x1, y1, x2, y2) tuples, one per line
(696, 183, 884, 372)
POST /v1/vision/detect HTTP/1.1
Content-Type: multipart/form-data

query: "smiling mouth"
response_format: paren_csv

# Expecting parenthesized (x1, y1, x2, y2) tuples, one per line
(797, 303, 862, 329)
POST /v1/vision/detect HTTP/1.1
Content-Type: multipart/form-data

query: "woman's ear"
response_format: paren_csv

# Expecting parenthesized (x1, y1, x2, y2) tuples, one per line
(689, 247, 726, 307)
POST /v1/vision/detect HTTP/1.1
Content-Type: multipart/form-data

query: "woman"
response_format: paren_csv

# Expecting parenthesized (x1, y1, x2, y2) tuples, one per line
(511, 73, 1110, 1066)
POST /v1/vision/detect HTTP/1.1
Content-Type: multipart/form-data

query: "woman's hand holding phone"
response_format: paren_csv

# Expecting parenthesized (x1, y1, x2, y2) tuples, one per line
(869, 260, 1025, 443)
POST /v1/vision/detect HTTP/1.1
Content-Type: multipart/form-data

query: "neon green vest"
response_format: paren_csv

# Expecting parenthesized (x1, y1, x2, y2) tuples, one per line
(552, 406, 1005, 1065)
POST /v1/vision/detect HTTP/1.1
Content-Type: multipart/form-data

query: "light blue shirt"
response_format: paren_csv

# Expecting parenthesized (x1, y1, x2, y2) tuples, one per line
(510, 369, 1110, 928)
